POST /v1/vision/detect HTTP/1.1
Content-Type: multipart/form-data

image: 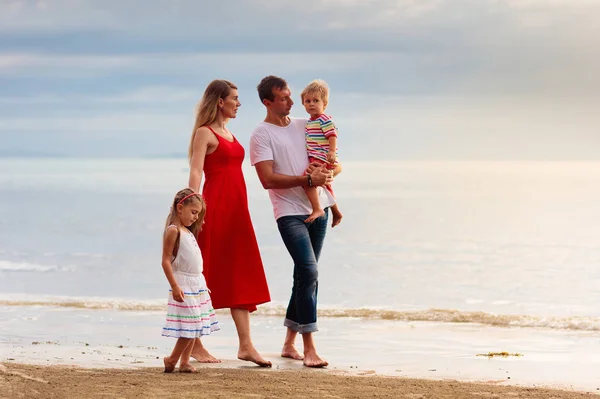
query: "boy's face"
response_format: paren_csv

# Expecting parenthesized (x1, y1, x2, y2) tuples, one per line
(303, 92, 325, 119)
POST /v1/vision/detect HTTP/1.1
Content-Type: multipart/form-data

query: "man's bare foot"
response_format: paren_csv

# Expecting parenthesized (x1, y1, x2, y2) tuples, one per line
(281, 344, 304, 360)
(238, 346, 272, 367)
(303, 351, 328, 368)
(191, 346, 221, 363)
(331, 208, 343, 228)
(178, 363, 197, 373)
(304, 209, 325, 223)
(163, 357, 176, 373)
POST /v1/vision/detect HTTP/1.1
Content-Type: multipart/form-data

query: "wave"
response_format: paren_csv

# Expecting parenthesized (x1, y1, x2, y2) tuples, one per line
(1, 296, 599, 332)
(0, 260, 74, 272)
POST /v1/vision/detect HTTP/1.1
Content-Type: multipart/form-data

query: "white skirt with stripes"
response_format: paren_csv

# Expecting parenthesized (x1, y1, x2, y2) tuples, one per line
(161, 272, 219, 339)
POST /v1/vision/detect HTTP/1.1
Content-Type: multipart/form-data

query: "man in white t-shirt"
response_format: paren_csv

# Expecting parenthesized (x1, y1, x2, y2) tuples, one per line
(250, 75, 340, 368)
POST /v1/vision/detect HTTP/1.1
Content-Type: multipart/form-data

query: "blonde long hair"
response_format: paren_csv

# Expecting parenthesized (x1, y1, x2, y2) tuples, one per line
(164, 188, 206, 238)
(188, 79, 238, 160)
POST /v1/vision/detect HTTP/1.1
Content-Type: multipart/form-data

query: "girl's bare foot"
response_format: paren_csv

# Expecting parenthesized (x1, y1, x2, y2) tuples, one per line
(163, 357, 176, 373)
(303, 351, 328, 368)
(331, 208, 343, 228)
(304, 209, 325, 223)
(191, 346, 221, 363)
(179, 363, 197, 373)
(238, 346, 272, 367)
(281, 344, 304, 360)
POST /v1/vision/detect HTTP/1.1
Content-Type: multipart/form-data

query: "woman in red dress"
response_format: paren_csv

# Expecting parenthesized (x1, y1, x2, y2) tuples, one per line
(187, 80, 271, 367)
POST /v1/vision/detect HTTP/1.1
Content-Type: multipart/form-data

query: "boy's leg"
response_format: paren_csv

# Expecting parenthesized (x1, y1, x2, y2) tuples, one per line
(303, 186, 325, 223)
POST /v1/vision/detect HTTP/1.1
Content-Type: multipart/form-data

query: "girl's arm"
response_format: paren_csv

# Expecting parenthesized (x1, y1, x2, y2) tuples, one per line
(188, 127, 212, 192)
(161, 227, 185, 302)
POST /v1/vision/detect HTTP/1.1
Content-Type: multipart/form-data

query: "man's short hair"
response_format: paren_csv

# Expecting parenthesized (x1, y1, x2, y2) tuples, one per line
(257, 75, 288, 103)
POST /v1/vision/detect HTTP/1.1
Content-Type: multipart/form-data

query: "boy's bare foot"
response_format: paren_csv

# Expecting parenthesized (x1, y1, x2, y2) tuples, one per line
(179, 363, 197, 373)
(163, 357, 176, 373)
(303, 351, 328, 368)
(304, 209, 325, 223)
(281, 344, 304, 360)
(331, 209, 343, 228)
(191, 346, 221, 363)
(238, 346, 272, 367)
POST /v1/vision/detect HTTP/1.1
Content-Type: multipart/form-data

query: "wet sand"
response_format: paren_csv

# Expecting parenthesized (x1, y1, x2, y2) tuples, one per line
(1, 362, 598, 399)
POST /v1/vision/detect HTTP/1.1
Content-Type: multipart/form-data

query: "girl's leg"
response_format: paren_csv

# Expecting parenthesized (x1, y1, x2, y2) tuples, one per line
(164, 338, 192, 373)
(230, 308, 271, 367)
(179, 339, 198, 373)
(303, 186, 325, 223)
(190, 337, 221, 363)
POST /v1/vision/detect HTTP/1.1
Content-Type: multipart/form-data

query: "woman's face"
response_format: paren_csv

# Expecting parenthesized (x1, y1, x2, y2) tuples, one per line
(220, 89, 241, 119)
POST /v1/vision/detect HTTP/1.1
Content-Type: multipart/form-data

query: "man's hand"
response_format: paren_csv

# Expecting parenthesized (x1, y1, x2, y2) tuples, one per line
(307, 164, 333, 187)
(171, 285, 185, 303)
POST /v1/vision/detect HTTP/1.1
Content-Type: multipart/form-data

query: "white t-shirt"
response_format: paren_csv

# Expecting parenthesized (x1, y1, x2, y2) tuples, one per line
(250, 117, 335, 220)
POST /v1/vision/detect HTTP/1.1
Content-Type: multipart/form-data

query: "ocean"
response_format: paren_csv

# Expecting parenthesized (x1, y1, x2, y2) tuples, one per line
(1, 158, 599, 390)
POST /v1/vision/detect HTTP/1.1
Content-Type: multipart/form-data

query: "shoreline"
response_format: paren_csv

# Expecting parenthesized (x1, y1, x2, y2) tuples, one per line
(1, 362, 598, 399)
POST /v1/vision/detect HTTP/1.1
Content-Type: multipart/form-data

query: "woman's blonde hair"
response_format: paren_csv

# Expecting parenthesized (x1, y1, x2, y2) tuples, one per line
(164, 188, 206, 238)
(188, 79, 238, 160)
(300, 79, 330, 108)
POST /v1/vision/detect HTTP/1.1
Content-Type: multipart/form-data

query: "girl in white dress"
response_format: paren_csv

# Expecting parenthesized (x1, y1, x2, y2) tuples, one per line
(161, 188, 219, 373)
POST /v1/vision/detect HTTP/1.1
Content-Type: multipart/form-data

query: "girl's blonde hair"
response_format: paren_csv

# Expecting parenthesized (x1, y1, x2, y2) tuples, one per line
(300, 79, 330, 108)
(188, 79, 238, 160)
(164, 188, 206, 238)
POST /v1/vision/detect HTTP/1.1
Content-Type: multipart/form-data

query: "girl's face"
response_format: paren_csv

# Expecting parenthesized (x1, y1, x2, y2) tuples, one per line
(177, 201, 204, 227)
(303, 92, 325, 119)
(219, 89, 241, 119)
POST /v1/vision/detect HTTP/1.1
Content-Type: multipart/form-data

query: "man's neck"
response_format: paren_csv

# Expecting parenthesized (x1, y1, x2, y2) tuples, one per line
(264, 112, 291, 127)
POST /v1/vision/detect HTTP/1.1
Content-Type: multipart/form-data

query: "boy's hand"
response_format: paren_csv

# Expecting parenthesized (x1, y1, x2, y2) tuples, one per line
(326, 151, 336, 164)
(171, 285, 185, 302)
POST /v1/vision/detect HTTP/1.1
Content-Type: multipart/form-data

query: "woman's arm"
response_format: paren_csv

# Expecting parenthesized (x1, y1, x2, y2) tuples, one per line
(188, 127, 212, 192)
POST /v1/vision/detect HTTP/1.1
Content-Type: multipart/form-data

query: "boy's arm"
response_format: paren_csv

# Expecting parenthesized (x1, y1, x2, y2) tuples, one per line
(326, 136, 337, 164)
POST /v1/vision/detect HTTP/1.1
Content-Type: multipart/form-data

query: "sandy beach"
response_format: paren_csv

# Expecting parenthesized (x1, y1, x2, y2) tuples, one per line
(1, 362, 597, 399)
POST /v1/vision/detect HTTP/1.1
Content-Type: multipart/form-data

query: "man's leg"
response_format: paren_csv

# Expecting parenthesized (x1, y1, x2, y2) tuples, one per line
(277, 211, 329, 367)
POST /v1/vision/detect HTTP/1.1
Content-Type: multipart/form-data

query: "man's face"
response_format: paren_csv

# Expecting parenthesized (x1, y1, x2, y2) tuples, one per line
(268, 86, 294, 116)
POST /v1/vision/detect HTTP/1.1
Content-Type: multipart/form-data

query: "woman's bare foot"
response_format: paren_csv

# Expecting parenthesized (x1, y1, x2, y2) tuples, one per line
(178, 363, 197, 373)
(303, 350, 328, 368)
(191, 345, 221, 363)
(281, 344, 304, 360)
(331, 208, 343, 228)
(163, 357, 176, 373)
(304, 208, 325, 223)
(238, 346, 272, 367)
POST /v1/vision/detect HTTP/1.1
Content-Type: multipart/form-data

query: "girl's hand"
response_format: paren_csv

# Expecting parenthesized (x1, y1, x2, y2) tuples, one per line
(326, 151, 336, 164)
(171, 285, 185, 302)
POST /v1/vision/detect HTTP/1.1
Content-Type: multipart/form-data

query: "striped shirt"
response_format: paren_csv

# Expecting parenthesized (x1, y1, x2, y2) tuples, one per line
(305, 114, 339, 164)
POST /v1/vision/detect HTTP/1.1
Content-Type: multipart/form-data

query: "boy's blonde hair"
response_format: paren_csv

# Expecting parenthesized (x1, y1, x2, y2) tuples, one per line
(301, 79, 330, 108)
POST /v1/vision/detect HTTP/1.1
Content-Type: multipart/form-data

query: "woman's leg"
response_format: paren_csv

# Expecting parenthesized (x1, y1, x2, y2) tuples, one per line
(231, 308, 271, 367)
(190, 338, 221, 363)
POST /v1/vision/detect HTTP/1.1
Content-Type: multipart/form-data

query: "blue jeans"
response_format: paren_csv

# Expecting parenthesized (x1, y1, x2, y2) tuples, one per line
(276, 209, 329, 334)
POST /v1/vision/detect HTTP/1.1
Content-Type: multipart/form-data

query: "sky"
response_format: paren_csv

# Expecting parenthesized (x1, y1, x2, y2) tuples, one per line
(1, 0, 599, 160)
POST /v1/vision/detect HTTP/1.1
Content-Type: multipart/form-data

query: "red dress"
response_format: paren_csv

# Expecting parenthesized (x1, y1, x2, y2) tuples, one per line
(196, 127, 270, 312)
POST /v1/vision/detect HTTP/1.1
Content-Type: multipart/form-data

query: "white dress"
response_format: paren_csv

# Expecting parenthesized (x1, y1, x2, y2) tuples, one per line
(161, 226, 219, 338)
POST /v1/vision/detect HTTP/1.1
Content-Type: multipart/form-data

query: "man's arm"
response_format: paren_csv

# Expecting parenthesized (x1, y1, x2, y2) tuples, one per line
(254, 160, 332, 190)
